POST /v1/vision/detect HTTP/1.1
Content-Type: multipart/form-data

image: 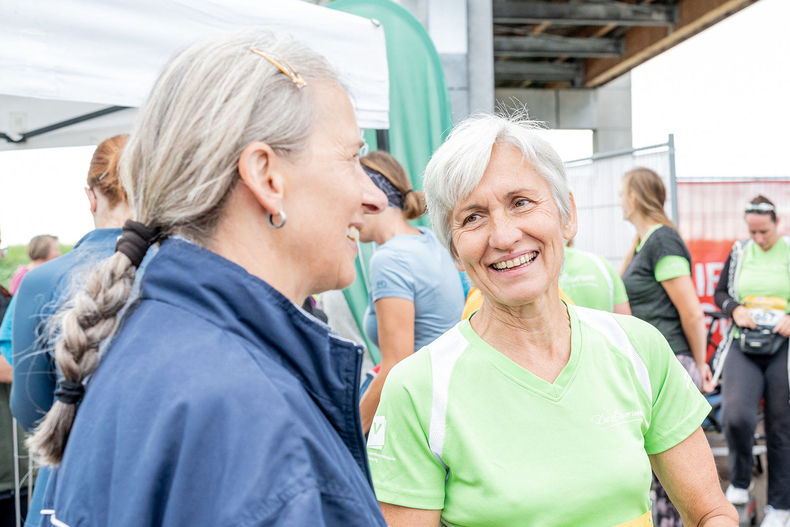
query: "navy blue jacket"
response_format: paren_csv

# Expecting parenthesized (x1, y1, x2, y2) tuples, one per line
(42, 239, 387, 526)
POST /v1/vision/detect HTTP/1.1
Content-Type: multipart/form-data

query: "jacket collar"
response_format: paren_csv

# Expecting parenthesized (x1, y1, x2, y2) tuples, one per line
(73, 228, 122, 251)
(140, 238, 370, 478)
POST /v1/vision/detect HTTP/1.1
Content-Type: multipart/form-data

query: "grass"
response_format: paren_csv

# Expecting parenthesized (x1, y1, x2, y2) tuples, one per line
(0, 244, 73, 291)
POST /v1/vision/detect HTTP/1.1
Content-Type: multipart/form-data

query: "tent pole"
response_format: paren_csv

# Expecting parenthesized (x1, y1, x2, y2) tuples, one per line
(375, 129, 390, 152)
(0, 105, 129, 144)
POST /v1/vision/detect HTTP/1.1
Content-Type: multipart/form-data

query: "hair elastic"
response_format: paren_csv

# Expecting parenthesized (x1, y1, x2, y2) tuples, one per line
(54, 380, 85, 406)
(116, 220, 162, 268)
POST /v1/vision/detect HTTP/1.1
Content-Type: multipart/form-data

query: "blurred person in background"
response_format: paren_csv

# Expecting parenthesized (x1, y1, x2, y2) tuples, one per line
(559, 243, 630, 314)
(0, 227, 27, 527)
(620, 167, 715, 526)
(369, 114, 735, 527)
(714, 195, 790, 527)
(27, 31, 389, 526)
(8, 235, 60, 294)
(358, 151, 464, 434)
(11, 134, 130, 527)
(620, 168, 712, 390)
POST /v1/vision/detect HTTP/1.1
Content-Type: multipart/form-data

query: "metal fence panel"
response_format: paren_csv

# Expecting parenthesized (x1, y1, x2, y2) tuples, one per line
(565, 142, 674, 271)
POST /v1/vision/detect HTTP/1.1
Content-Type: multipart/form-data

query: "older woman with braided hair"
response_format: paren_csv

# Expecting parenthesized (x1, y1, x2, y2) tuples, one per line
(28, 31, 388, 527)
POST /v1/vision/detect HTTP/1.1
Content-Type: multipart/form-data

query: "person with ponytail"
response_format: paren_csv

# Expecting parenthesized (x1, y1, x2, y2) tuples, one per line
(620, 168, 712, 390)
(28, 31, 388, 527)
(357, 151, 464, 434)
(620, 167, 714, 527)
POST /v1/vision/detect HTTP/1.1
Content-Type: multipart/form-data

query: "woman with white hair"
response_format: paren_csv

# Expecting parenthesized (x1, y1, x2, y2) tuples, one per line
(366, 114, 736, 526)
(29, 31, 388, 526)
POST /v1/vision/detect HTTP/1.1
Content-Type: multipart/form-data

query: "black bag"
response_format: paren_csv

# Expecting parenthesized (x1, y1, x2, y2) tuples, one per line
(740, 325, 788, 356)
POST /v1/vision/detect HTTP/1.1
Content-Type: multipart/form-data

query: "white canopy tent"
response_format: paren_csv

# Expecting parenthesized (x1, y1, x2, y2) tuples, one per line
(0, 0, 389, 150)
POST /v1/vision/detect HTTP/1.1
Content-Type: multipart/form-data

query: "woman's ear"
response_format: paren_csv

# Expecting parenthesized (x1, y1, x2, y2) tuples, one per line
(85, 187, 98, 214)
(237, 141, 286, 216)
(562, 193, 578, 241)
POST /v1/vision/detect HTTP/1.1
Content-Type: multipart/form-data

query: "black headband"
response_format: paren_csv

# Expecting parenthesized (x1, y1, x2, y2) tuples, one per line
(115, 220, 162, 268)
(363, 165, 408, 209)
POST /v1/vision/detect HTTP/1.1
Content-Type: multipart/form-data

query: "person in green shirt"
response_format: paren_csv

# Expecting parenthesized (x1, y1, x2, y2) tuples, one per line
(714, 195, 790, 527)
(559, 244, 630, 313)
(368, 113, 736, 527)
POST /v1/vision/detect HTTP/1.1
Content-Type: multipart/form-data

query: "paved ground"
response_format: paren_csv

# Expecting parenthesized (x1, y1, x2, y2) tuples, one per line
(706, 428, 767, 525)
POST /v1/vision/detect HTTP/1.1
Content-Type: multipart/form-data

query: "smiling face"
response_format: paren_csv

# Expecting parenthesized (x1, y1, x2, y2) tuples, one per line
(280, 82, 386, 295)
(746, 212, 780, 252)
(450, 142, 576, 308)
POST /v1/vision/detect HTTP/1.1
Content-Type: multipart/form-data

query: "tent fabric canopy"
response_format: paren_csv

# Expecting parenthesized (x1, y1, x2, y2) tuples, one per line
(0, 0, 390, 148)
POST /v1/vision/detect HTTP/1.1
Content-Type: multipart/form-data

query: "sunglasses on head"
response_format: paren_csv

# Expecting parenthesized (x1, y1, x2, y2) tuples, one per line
(745, 202, 775, 214)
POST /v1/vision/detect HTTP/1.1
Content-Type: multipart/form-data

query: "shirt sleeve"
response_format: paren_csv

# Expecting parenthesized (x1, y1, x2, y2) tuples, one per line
(369, 249, 415, 303)
(367, 354, 446, 509)
(654, 255, 691, 282)
(633, 321, 711, 454)
(645, 228, 689, 266)
(0, 296, 15, 364)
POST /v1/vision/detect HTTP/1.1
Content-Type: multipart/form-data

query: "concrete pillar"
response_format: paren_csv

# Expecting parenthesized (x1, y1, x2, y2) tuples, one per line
(592, 72, 632, 153)
(466, 0, 494, 115)
(494, 72, 633, 153)
(400, 0, 494, 123)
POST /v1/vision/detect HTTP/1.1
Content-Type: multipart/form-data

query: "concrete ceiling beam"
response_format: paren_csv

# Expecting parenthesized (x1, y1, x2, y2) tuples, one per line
(584, 0, 759, 87)
(493, 1, 677, 27)
(494, 35, 623, 58)
(495, 60, 584, 85)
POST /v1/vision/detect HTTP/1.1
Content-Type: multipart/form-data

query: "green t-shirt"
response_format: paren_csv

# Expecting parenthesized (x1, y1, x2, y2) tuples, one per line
(737, 237, 790, 310)
(559, 247, 628, 312)
(368, 306, 709, 527)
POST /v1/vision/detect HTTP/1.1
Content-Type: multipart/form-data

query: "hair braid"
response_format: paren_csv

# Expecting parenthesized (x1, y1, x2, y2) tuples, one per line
(27, 252, 136, 465)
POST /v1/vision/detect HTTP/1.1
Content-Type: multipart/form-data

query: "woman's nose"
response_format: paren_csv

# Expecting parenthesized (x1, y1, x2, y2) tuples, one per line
(488, 213, 521, 249)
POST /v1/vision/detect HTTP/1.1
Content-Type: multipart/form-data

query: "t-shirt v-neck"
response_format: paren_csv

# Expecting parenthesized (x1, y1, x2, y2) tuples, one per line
(459, 306, 582, 401)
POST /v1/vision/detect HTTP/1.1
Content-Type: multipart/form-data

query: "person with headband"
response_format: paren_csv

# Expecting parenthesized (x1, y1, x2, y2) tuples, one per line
(357, 151, 464, 435)
(714, 195, 790, 527)
(367, 113, 735, 527)
(28, 31, 389, 526)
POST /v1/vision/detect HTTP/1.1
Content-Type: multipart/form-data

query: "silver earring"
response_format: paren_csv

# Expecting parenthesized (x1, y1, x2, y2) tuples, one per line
(268, 210, 286, 229)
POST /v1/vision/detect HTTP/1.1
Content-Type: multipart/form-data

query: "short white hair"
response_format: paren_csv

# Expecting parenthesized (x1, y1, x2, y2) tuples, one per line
(423, 113, 571, 251)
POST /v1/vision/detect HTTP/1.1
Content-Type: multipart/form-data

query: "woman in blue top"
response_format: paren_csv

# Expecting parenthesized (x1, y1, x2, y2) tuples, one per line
(11, 134, 130, 527)
(358, 151, 464, 434)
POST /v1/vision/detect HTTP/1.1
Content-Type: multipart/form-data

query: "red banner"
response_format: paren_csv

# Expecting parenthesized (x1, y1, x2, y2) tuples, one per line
(687, 239, 735, 361)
